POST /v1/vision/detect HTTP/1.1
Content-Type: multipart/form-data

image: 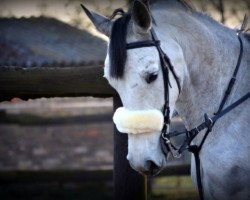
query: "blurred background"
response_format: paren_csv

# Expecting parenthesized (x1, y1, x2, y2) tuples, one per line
(0, 0, 249, 200)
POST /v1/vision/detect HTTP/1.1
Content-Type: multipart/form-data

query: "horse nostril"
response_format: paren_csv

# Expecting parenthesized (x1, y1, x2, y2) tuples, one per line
(145, 160, 160, 175)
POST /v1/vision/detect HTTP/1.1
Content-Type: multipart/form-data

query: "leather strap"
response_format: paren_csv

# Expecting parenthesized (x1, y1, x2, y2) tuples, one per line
(189, 145, 204, 200)
(216, 35, 243, 114)
(177, 92, 250, 153)
(126, 40, 160, 50)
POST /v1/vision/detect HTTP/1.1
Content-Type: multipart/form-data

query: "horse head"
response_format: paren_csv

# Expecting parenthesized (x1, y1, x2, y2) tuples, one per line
(81, 0, 187, 175)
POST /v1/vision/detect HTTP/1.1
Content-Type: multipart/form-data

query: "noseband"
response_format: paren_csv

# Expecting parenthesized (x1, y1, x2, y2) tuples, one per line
(126, 27, 250, 200)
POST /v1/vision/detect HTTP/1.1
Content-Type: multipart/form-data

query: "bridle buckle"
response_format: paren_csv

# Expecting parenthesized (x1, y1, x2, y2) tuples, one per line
(161, 132, 181, 158)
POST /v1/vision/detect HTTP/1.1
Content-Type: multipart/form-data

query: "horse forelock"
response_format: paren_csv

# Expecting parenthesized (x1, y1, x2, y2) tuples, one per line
(109, 13, 131, 79)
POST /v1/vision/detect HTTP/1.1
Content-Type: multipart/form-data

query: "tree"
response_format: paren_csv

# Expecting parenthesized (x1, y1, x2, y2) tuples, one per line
(126, 0, 250, 27)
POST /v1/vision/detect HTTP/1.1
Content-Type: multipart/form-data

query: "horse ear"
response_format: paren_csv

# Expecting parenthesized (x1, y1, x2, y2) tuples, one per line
(81, 4, 113, 37)
(132, 0, 152, 34)
(140, 0, 150, 8)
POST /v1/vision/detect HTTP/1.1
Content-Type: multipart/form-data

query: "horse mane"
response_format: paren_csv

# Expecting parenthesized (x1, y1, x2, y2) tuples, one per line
(176, 0, 196, 11)
(109, 12, 131, 78)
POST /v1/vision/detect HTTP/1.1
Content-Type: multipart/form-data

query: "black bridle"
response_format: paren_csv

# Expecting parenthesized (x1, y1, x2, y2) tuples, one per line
(126, 28, 182, 157)
(126, 27, 250, 200)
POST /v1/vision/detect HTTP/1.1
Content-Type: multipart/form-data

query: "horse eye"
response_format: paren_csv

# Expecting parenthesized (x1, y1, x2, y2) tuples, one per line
(146, 73, 158, 84)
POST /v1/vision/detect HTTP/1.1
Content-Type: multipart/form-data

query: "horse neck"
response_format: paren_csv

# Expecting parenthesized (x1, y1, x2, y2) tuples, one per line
(157, 11, 241, 130)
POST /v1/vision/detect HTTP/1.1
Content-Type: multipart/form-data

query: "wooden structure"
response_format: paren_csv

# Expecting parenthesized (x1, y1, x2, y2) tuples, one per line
(0, 65, 114, 101)
(0, 16, 111, 101)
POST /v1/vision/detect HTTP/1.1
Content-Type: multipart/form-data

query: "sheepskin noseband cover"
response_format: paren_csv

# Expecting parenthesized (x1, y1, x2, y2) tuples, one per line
(113, 107, 164, 134)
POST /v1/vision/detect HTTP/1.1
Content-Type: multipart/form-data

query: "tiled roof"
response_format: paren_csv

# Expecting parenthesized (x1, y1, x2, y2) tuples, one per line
(0, 17, 107, 68)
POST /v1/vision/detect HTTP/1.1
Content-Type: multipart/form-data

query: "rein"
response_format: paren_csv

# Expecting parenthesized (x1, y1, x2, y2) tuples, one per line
(126, 26, 249, 200)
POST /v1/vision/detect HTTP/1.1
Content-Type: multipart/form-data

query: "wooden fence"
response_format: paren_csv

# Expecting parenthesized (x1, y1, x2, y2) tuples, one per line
(0, 64, 189, 200)
(0, 65, 114, 101)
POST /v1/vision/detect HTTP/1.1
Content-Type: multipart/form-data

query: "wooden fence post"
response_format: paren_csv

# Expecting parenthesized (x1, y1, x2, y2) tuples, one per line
(113, 94, 147, 200)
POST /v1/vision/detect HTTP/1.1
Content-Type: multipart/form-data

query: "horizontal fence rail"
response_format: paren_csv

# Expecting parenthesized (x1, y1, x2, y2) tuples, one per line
(0, 65, 115, 101)
(0, 111, 113, 125)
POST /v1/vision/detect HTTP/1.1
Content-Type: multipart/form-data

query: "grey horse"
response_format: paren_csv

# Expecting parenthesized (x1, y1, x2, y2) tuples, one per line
(82, 0, 250, 199)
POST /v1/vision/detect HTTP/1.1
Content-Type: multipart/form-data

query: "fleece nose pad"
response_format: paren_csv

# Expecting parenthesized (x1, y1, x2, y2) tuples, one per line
(113, 107, 164, 134)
